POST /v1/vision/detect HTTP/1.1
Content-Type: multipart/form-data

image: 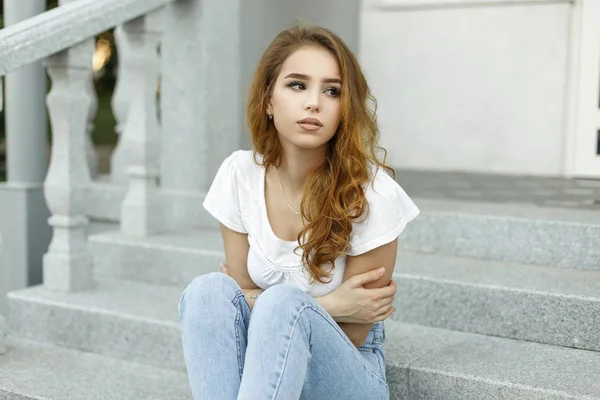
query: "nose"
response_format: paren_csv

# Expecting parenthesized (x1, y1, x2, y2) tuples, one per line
(304, 90, 320, 112)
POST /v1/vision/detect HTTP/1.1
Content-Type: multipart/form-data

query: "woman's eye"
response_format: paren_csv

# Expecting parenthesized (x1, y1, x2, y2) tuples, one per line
(325, 87, 341, 97)
(288, 82, 305, 90)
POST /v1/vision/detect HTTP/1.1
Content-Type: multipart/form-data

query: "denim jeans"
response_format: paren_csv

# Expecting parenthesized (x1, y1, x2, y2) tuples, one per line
(178, 272, 390, 400)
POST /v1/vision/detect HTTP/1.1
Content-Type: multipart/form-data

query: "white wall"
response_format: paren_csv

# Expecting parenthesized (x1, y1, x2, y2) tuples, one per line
(359, 0, 572, 176)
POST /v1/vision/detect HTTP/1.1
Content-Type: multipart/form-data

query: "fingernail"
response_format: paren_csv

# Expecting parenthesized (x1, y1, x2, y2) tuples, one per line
(378, 267, 385, 275)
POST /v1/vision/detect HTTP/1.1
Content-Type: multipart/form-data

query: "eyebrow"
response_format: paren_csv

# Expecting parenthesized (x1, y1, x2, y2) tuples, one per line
(284, 73, 342, 85)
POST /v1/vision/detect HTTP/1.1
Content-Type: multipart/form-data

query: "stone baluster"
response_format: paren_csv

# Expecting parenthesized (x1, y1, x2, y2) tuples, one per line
(111, 10, 163, 185)
(43, 38, 95, 292)
(109, 25, 130, 184)
(85, 67, 99, 178)
(0, 232, 5, 355)
(60, 0, 98, 180)
(119, 11, 163, 236)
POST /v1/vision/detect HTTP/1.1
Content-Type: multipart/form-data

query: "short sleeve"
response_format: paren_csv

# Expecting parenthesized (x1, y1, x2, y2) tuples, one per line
(202, 151, 248, 233)
(347, 170, 419, 256)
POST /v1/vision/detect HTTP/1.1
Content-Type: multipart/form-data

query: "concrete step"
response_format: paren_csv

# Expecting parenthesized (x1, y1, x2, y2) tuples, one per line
(384, 322, 600, 400)
(7, 280, 186, 371)
(0, 338, 191, 399)
(400, 198, 600, 270)
(2, 316, 599, 400)
(88, 199, 600, 291)
(89, 228, 223, 286)
(393, 251, 600, 352)
(90, 227, 600, 351)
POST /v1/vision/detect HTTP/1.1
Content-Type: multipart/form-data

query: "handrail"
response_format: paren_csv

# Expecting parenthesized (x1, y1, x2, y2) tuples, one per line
(0, 0, 174, 76)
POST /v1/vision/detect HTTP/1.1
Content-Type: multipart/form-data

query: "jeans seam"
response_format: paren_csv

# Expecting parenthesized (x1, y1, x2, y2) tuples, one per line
(231, 291, 247, 379)
(304, 304, 388, 386)
(271, 304, 311, 399)
(272, 301, 388, 390)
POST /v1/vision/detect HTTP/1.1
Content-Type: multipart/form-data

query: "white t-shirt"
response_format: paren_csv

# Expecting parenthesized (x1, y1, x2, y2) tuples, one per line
(203, 150, 420, 297)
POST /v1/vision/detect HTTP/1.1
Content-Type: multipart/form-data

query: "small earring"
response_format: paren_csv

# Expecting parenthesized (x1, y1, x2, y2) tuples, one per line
(268, 114, 273, 120)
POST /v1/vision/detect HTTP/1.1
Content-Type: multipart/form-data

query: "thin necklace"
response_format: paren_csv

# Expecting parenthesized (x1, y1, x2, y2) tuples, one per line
(275, 166, 301, 215)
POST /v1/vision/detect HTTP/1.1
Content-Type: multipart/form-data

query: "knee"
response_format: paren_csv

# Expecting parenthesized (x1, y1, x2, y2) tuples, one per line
(179, 272, 240, 314)
(253, 284, 312, 316)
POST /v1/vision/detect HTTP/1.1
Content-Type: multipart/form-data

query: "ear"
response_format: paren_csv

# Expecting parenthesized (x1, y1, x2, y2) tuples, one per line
(266, 103, 273, 116)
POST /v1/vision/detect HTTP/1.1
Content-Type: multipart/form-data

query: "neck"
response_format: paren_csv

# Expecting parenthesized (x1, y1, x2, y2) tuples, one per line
(277, 145, 328, 196)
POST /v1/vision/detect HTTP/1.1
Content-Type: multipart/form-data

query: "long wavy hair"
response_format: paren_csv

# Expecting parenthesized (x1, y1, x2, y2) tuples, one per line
(246, 24, 394, 284)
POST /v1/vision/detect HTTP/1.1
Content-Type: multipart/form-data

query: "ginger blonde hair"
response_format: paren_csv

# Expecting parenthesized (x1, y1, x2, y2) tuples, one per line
(246, 25, 393, 284)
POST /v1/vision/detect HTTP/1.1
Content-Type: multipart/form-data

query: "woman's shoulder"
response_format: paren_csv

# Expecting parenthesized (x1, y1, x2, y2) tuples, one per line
(364, 164, 404, 198)
(347, 166, 419, 256)
(222, 149, 263, 181)
(224, 149, 257, 170)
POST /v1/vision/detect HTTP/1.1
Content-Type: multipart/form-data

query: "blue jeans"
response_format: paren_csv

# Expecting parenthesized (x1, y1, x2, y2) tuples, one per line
(178, 272, 390, 400)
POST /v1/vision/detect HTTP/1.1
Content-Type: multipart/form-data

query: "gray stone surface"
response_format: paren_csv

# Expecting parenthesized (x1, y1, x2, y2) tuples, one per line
(384, 322, 467, 399)
(89, 229, 223, 286)
(85, 181, 600, 269)
(0, 314, 5, 355)
(383, 322, 600, 399)
(160, 0, 242, 193)
(5, 282, 600, 399)
(0, 232, 3, 355)
(0, 338, 191, 399)
(7, 280, 185, 371)
(408, 328, 600, 399)
(400, 197, 600, 269)
(396, 169, 600, 210)
(118, 11, 164, 237)
(86, 178, 218, 231)
(91, 226, 600, 352)
(392, 251, 600, 351)
(0, 0, 173, 76)
(43, 39, 97, 293)
(0, 184, 51, 314)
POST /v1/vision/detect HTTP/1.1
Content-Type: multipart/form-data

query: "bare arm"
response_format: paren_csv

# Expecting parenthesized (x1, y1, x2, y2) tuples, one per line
(338, 238, 398, 348)
(220, 224, 264, 309)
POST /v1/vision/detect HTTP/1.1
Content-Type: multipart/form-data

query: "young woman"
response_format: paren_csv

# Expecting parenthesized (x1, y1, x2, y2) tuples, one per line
(178, 25, 419, 400)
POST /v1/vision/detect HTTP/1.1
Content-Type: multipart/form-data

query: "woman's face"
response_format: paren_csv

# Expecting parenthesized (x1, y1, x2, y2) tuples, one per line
(267, 45, 342, 151)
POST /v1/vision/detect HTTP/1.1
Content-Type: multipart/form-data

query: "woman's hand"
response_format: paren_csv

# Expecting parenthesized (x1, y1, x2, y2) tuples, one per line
(326, 267, 397, 324)
(219, 262, 230, 275)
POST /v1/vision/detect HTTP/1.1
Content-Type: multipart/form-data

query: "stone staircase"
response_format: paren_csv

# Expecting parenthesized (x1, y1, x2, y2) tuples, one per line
(2, 197, 600, 399)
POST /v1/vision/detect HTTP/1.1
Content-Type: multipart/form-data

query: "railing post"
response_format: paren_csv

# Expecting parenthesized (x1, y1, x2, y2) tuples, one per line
(119, 11, 163, 236)
(109, 25, 131, 184)
(160, 0, 242, 194)
(43, 37, 96, 292)
(85, 66, 99, 178)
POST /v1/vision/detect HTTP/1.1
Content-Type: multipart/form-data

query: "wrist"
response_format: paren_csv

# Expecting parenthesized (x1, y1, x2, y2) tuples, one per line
(316, 293, 340, 320)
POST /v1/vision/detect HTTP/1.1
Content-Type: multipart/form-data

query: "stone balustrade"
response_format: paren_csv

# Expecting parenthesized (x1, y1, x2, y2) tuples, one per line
(0, 0, 242, 295)
(0, 0, 174, 293)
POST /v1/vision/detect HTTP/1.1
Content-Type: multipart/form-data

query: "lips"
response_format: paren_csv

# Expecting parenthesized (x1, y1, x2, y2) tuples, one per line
(297, 118, 323, 127)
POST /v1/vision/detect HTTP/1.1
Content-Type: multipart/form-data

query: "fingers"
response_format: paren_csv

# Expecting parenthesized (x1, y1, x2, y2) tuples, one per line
(373, 305, 395, 322)
(369, 281, 397, 298)
(378, 294, 395, 307)
(219, 262, 229, 275)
